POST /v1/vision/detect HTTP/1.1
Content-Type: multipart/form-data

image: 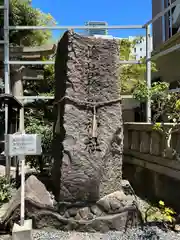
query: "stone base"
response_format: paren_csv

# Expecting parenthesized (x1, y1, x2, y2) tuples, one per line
(33, 184, 143, 232)
(34, 210, 141, 233)
(12, 219, 32, 240)
(0, 176, 142, 233)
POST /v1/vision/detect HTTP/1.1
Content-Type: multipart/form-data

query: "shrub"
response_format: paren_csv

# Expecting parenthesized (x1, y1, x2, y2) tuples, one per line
(144, 200, 176, 224)
(25, 116, 53, 173)
(0, 176, 14, 205)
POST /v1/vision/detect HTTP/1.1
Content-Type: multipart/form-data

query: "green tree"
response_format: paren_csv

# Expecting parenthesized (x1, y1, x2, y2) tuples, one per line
(25, 114, 53, 172)
(133, 81, 180, 159)
(0, 0, 56, 172)
(119, 37, 157, 93)
(0, 0, 56, 46)
(24, 60, 55, 172)
(24, 64, 55, 97)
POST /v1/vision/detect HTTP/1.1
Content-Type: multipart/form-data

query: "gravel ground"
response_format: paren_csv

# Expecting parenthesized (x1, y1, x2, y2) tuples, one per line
(0, 227, 179, 240)
(1, 227, 180, 240)
(31, 227, 180, 240)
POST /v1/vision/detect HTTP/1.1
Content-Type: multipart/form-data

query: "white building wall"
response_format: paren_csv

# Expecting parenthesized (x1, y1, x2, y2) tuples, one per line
(130, 36, 153, 60)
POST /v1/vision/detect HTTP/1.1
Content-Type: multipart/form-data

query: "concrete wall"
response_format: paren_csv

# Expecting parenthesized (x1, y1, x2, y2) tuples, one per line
(155, 48, 180, 83)
(121, 98, 140, 122)
(123, 123, 180, 210)
(122, 110, 134, 122)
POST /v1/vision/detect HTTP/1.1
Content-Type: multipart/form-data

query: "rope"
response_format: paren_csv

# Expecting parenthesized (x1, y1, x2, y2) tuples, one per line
(54, 96, 121, 137)
(92, 106, 97, 138)
(53, 95, 121, 109)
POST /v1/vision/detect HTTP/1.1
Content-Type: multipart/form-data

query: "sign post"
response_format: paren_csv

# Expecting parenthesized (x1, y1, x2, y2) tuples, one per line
(5, 133, 42, 226)
(20, 154, 25, 226)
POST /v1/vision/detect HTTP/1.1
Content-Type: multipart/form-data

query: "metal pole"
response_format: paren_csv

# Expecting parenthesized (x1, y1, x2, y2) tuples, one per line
(8, 60, 142, 65)
(146, 25, 152, 122)
(4, 0, 10, 94)
(9, 25, 144, 30)
(15, 95, 134, 101)
(4, 0, 10, 179)
(19, 115, 25, 226)
(169, 0, 173, 38)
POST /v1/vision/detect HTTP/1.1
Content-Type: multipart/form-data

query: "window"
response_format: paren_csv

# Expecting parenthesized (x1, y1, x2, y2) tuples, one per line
(134, 48, 136, 53)
(140, 48, 142, 51)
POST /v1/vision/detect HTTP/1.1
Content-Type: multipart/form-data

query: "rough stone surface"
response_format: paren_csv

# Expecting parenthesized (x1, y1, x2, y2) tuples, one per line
(31, 182, 141, 232)
(97, 191, 134, 213)
(52, 30, 123, 202)
(121, 179, 136, 196)
(0, 177, 142, 233)
(90, 205, 103, 217)
(33, 205, 141, 233)
(0, 176, 54, 229)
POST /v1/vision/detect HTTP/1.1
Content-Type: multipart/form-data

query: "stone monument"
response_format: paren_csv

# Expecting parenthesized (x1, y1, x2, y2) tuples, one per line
(52, 30, 123, 202)
(0, 31, 142, 233)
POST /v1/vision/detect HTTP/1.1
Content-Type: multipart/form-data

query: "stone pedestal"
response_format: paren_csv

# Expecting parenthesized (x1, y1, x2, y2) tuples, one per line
(0, 176, 141, 233)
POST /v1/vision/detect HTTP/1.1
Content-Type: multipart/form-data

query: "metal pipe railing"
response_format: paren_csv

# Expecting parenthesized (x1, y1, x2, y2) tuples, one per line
(9, 25, 144, 30)
(7, 60, 142, 65)
(143, 0, 179, 27)
(16, 95, 133, 101)
(3, 0, 10, 183)
(146, 25, 152, 122)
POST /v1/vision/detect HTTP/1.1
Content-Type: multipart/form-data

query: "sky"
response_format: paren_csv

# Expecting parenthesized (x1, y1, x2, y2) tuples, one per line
(32, 0, 152, 41)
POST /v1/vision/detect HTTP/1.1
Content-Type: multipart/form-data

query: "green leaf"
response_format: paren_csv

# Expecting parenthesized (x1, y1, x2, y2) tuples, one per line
(120, 38, 157, 93)
(0, 0, 57, 46)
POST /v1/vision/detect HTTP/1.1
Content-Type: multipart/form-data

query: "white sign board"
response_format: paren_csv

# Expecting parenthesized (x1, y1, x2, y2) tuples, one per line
(5, 134, 42, 156)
